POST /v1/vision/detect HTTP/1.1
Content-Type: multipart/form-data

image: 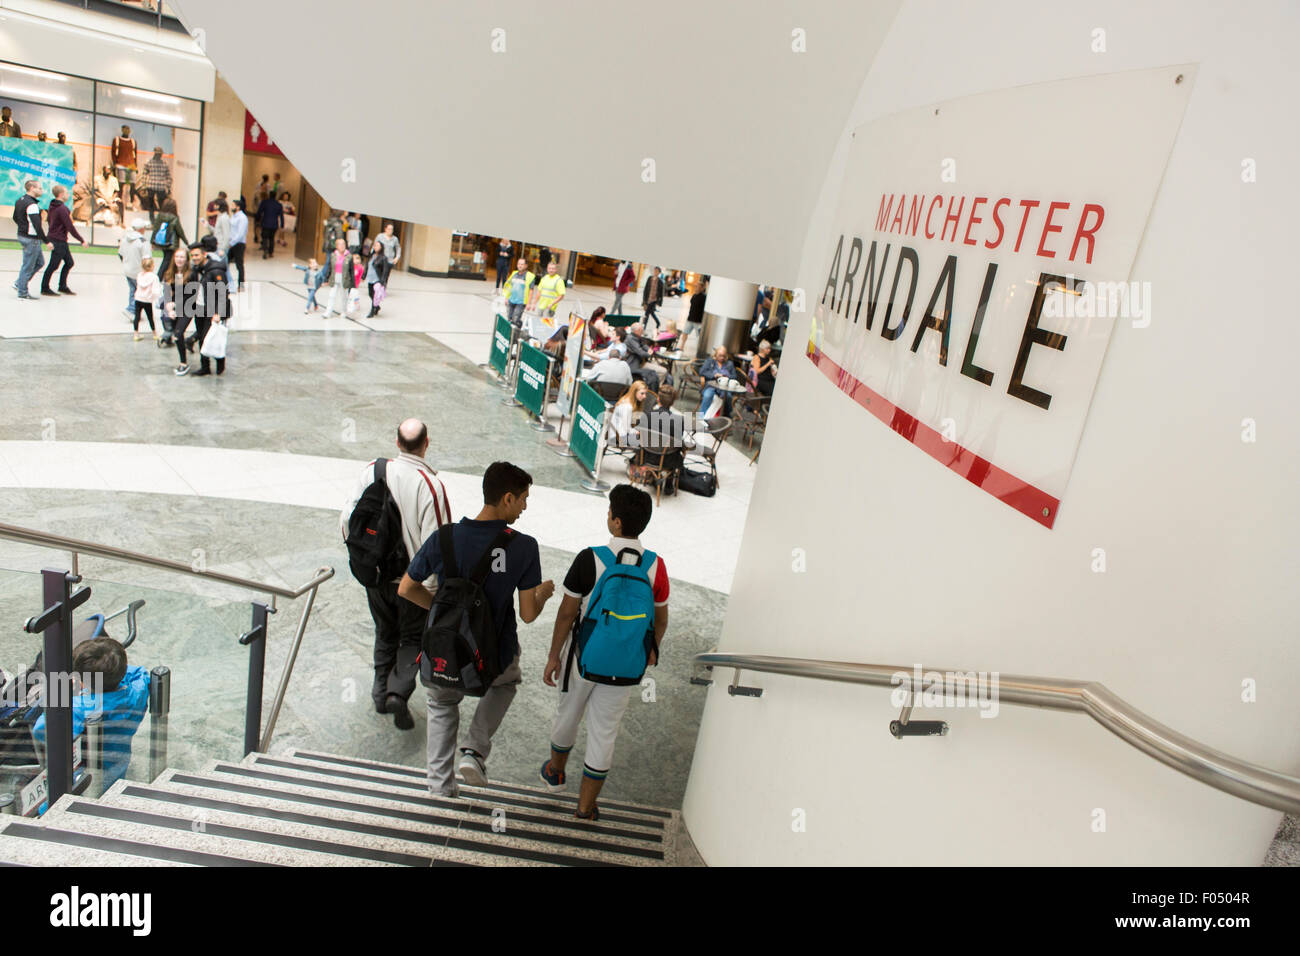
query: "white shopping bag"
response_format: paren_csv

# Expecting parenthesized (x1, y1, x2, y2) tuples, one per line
(200, 321, 228, 360)
(703, 393, 724, 419)
(347, 287, 362, 312)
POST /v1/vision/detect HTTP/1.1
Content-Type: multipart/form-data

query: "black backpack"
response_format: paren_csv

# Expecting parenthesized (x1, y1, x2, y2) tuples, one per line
(420, 527, 513, 697)
(344, 459, 408, 587)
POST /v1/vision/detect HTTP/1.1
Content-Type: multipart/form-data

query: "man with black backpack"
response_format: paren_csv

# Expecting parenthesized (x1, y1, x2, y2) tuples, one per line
(397, 462, 555, 797)
(342, 419, 452, 731)
(540, 484, 669, 821)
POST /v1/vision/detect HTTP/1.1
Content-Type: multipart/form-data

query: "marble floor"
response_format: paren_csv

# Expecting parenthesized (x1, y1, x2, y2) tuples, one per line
(0, 247, 750, 809)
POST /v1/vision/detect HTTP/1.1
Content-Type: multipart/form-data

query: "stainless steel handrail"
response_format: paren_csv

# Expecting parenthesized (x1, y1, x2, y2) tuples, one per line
(693, 652, 1300, 816)
(0, 520, 335, 753)
(0, 521, 332, 599)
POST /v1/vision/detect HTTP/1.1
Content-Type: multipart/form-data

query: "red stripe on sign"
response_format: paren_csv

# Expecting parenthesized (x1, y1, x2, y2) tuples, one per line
(806, 346, 1060, 529)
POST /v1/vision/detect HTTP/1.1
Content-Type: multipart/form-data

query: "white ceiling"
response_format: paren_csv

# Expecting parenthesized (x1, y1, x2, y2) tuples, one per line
(169, 0, 900, 286)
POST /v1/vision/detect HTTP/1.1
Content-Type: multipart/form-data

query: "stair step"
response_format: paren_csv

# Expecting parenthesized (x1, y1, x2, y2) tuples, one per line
(290, 748, 676, 818)
(193, 762, 672, 862)
(0, 819, 257, 867)
(156, 769, 665, 860)
(40, 798, 433, 867)
(251, 753, 667, 831)
(107, 777, 641, 867)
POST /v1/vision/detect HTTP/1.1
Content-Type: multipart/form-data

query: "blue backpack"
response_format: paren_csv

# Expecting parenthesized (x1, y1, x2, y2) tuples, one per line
(151, 219, 169, 247)
(564, 546, 658, 690)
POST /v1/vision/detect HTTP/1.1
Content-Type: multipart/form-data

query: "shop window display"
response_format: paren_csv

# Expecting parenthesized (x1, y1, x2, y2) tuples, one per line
(0, 62, 202, 247)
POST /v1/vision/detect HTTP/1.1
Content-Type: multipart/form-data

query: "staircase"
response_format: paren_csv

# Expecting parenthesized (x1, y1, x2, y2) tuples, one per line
(0, 750, 703, 867)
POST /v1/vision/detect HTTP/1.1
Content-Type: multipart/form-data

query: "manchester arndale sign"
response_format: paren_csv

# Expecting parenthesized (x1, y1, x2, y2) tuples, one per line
(808, 67, 1193, 528)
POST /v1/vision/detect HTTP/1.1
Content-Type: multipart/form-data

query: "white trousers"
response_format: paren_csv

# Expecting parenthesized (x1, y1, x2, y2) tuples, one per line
(550, 641, 635, 777)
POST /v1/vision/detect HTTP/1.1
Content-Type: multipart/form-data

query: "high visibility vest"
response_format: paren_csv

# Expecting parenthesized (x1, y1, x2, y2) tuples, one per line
(536, 274, 565, 309)
(503, 269, 535, 303)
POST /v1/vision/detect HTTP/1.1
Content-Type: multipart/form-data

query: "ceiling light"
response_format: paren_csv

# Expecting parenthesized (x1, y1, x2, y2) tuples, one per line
(122, 88, 181, 105)
(0, 86, 69, 103)
(124, 106, 184, 123)
(0, 64, 69, 82)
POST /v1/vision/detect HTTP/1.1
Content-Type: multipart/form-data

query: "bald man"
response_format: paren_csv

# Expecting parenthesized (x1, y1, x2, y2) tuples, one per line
(341, 419, 453, 728)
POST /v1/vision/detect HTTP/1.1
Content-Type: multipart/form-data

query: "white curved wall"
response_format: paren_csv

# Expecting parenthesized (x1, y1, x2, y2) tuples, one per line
(683, 0, 1300, 865)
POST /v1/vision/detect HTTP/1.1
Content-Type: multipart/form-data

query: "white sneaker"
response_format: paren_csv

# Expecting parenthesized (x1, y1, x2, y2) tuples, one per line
(457, 750, 487, 787)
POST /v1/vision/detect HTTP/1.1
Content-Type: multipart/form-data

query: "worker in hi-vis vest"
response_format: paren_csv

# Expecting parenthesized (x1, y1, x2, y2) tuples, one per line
(529, 260, 566, 319)
(500, 257, 536, 327)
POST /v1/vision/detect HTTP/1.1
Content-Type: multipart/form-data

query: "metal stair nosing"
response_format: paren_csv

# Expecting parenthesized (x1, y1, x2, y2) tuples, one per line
(288, 748, 679, 819)
(249, 751, 672, 833)
(0, 818, 196, 868)
(240, 752, 680, 855)
(39, 792, 424, 867)
(113, 773, 651, 867)
(154, 767, 667, 865)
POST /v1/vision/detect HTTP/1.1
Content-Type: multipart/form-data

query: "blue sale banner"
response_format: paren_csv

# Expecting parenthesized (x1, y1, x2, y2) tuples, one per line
(0, 140, 76, 208)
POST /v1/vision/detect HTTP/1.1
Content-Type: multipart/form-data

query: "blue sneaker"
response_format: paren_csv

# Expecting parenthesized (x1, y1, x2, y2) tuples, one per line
(539, 759, 566, 792)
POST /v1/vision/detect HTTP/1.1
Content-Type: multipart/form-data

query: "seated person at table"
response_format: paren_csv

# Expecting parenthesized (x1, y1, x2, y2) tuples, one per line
(655, 320, 679, 346)
(697, 346, 739, 417)
(750, 340, 778, 397)
(646, 386, 696, 473)
(34, 637, 151, 790)
(584, 343, 633, 386)
(624, 323, 668, 391)
(609, 381, 648, 444)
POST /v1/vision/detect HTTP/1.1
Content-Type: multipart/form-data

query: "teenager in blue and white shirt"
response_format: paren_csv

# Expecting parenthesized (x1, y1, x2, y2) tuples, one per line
(541, 484, 670, 821)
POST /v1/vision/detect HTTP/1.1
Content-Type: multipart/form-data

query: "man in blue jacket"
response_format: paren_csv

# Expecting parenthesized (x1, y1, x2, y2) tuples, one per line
(256, 192, 284, 260)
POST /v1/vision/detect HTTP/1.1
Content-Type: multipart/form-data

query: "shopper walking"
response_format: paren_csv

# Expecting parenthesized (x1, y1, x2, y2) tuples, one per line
(257, 191, 283, 258)
(641, 265, 664, 331)
(132, 256, 159, 342)
(397, 462, 555, 796)
(149, 196, 188, 267)
(40, 184, 86, 297)
(500, 257, 535, 328)
(494, 238, 512, 290)
(612, 260, 636, 316)
(117, 218, 150, 317)
(374, 223, 401, 284)
(530, 260, 567, 321)
(540, 483, 669, 819)
(12, 180, 48, 301)
(321, 238, 350, 319)
(160, 247, 188, 354)
(365, 245, 388, 318)
(182, 235, 231, 377)
(341, 419, 453, 730)
(212, 199, 232, 259)
(227, 199, 248, 289)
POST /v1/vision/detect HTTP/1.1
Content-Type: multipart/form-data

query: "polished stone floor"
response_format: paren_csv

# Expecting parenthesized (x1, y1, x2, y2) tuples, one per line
(0, 248, 745, 810)
(0, 488, 724, 809)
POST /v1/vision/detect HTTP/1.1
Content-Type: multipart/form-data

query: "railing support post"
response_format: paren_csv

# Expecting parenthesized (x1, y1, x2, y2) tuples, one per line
(24, 568, 91, 810)
(84, 712, 104, 798)
(240, 602, 272, 756)
(148, 666, 171, 782)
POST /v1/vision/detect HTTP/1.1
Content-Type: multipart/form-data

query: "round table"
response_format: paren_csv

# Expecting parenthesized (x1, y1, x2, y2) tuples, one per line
(713, 379, 750, 395)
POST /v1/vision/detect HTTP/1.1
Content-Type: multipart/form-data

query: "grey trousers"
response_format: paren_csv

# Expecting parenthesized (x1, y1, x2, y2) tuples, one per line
(424, 653, 522, 796)
(612, 292, 625, 316)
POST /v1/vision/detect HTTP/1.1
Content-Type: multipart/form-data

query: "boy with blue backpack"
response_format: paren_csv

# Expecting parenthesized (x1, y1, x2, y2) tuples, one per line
(541, 484, 669, 820)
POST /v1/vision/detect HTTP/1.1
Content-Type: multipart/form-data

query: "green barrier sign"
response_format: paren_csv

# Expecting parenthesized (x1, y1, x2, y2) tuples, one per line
(570, 381, 607, 474)
(514, 341, 549, 417)
(490, 314, 512, 374)
(606, 313, 640, 328)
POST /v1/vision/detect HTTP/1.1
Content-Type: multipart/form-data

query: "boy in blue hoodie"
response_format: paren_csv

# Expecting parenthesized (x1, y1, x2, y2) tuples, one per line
(34, 637, 150, 791)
